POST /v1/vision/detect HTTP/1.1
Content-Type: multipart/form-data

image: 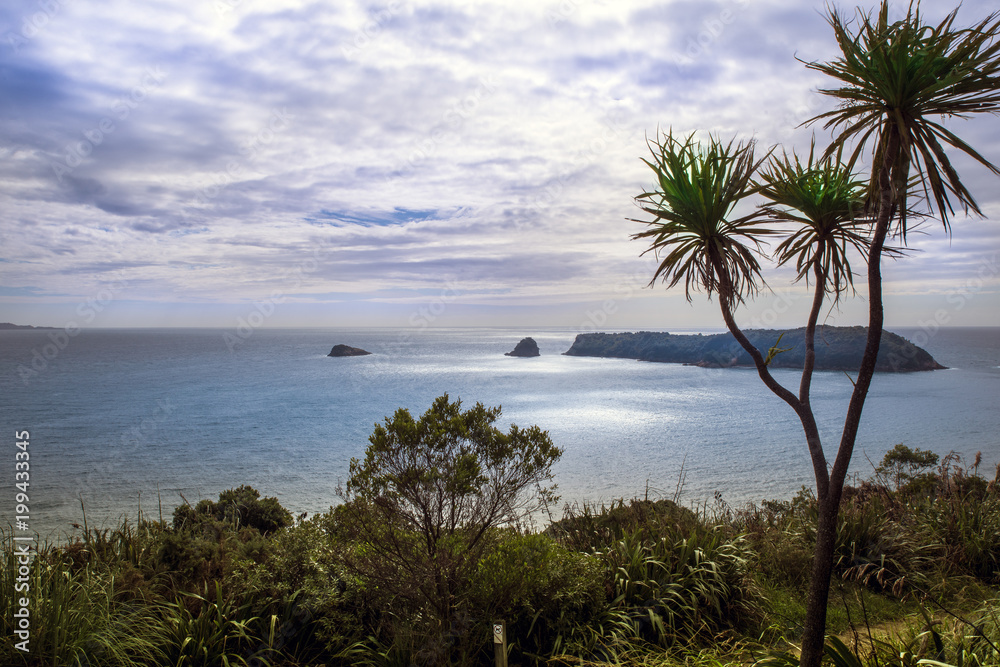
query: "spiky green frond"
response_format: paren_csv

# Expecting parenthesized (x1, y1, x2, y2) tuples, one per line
(631, 130, 775, 304)
(805, 1, 1000, 236)
(757, 142, 874, 299)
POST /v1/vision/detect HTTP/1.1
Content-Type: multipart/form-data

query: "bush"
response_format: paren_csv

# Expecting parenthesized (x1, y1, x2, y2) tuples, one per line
(172, 485, 291, 535)
(337, 393, 562, 663)
(470, 532, 607, 661)
(548, 498, 702, 553)
(600, 528, 760, 647)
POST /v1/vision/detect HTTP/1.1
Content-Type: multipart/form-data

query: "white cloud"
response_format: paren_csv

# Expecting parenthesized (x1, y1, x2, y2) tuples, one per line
(1, 0, 998, 327)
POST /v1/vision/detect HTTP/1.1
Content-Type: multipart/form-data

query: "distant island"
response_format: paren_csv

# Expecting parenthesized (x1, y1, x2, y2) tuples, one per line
(0, 322, 57, 330)
(563, 326, 945, 372)
(328, 344, 371, 357)
(505, 337, 540, 357)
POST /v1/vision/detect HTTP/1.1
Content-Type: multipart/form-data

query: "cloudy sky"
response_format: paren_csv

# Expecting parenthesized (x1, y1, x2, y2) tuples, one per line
(2, 0, 998, 330)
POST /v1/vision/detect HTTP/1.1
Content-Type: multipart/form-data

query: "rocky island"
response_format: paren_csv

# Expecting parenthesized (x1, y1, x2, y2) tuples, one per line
(505, 337, 540, 357)
(327, 344, 371, 357)
(563, 326, 945, 372)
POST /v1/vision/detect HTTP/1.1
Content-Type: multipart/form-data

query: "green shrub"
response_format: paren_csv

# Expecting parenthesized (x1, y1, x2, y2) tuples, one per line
(173, 486, 291, 535)
(0, 530, 166, 666)
(470, 532, 607, 661)
(600, 527, 759, 647)
(338, 394, 561, 663)
(917, 493, 1000, 584)
(158, 581, 278, 667)
(548, 498, 703, 553)
(874, 444, 939, 494)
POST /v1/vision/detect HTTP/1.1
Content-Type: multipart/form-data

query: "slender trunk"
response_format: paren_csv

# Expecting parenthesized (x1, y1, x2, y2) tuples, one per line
(798, 246, 826, 411)
(798, 124, 901, 667)
(711, 257, 829, 499)
(799, 244, 831, 500)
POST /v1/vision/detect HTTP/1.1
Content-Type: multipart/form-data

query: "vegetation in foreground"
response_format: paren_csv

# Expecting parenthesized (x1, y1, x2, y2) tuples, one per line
(2, 395, 999, 667)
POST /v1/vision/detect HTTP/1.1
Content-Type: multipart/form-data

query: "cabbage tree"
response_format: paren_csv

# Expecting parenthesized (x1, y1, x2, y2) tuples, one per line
(633, 3, 1000, 666)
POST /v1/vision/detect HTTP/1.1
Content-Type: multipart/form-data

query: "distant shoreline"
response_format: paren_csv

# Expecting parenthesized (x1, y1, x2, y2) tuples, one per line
(0, 322, 58, 330)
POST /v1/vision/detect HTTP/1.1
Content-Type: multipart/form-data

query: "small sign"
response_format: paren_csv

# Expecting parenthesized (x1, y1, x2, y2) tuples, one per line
(493, 623, 503, 644)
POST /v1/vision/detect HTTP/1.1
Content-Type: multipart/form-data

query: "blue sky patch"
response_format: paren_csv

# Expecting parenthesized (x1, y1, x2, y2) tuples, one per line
(306, 207, 439, 227)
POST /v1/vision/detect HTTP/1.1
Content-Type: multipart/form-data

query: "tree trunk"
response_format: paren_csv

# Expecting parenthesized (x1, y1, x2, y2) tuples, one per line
(798, 123, 902, 667)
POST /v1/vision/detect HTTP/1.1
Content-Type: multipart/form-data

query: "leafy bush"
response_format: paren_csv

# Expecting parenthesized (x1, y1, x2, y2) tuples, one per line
(600, 528, 759, 647)
(470, 532, 607, 661)
(548, 498, 702, 553)
(337, 394, 562, 662)
(0, 529, 166, 667)
(173, 485, 291, 535)
(158, 581, 277, 667)
(874, 443, 939, 494)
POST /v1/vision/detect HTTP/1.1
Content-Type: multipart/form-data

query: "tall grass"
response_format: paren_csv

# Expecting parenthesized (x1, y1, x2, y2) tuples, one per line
(0, 527, 166, 666)
(600, 528, 758, 646)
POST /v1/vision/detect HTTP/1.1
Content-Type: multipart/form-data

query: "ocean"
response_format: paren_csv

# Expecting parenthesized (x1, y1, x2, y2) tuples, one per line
(2, 326, 998, 539)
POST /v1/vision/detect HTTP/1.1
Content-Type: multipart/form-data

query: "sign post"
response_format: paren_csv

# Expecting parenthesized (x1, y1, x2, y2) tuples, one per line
(492, 620, 507, 667)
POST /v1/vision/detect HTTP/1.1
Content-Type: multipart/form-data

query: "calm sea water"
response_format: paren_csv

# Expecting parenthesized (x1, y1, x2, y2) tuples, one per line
(1, 326, 998, 539)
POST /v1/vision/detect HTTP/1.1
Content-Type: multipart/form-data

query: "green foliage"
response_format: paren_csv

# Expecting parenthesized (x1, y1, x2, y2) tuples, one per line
(470, 532, 607, 661)
(631, 129, 775, 305)
(600, 529, 759, 647)
(548, 498, 703, 553)
(339, 393, 562, 662)
(0, 529, 166, 667)
(757, 601, 1000, 667)
(4, 443, 999, 666)
(913, 475, 1000, 585)
(756, 141, 873, 299)
(875, 444, 940, 493)
(173, 485, 292, 535)
(807, 0, 1000, 235)
(159, 581, 275, 667)
(549, 499, 761, 658)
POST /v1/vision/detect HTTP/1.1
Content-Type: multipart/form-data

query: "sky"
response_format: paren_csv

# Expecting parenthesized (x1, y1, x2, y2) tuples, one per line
(1, 0, 999, 331)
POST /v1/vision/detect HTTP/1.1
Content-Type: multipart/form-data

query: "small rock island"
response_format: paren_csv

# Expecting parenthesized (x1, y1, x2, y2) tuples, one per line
(505, 337, 540, 357)
(328, 344, 371, 357)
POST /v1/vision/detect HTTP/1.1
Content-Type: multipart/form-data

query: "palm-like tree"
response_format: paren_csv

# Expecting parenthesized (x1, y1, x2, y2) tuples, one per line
(795, 5, 1000, 666)
(809, 2, 1000, 238)
(633, 5, 999, 666)
(758, 143, 873, 302)
(633, 132, 840, 498)
(631, 131, 807, 411)
(631, 130, 774, 308)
